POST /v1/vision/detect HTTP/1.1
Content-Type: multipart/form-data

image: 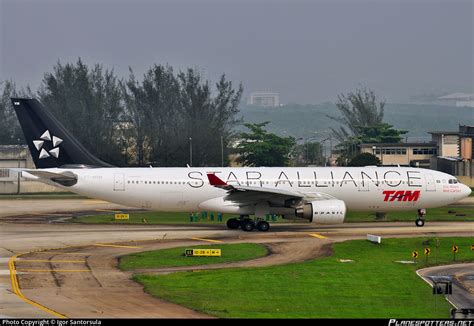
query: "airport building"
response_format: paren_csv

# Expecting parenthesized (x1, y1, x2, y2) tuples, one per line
(431, 125, 474, 186)
(0, 145, 59, 193)
(359, 125, 474, 185)
(359, 142, 438, 168)
(248, 92, 280, 107)
(437, 93, 474, 108)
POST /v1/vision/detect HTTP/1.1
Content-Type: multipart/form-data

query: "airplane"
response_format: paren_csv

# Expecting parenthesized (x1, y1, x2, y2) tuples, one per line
(10, 98, 472, 232)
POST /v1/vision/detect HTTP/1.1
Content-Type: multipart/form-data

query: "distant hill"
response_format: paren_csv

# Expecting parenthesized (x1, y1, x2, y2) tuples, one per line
(237, 103, 474, 141)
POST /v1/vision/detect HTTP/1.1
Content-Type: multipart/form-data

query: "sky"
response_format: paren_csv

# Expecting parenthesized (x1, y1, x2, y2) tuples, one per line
(1, 0, 473, 104)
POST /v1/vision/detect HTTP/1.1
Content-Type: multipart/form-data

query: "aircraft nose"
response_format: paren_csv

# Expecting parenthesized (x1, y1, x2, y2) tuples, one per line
(463, 184, 472, 198)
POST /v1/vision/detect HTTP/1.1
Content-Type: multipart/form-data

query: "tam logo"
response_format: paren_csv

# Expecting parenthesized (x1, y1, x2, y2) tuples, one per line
(383, 190, 420, 202)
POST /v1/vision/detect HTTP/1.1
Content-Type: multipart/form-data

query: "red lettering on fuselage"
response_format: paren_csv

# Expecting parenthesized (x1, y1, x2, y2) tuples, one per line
(383, 190, 420, 202)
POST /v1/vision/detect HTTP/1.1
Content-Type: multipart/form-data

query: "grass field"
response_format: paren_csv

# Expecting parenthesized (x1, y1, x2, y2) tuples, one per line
(73, 205, 474, 225)
(134, 237, 474, 318)
(119, 243, 268, 270)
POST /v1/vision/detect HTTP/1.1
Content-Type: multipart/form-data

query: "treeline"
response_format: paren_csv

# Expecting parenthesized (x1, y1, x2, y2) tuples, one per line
(0, 59, 242, 167)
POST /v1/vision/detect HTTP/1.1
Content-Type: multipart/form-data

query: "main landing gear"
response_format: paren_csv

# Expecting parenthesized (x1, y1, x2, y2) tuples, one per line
(226, 216, 270, 232)
(415, 208, 426, 227)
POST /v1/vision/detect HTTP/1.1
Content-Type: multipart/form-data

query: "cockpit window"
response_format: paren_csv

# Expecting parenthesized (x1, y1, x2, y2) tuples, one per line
(448, 179, 458, 184)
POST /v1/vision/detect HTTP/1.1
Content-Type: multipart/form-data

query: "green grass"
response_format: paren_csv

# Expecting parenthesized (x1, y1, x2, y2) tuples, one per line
(73, 205, 474, 225)
(134, 237, 474, 318)
(73, 211, 285, 225)
(73, 211, 233, 224)
(345, 205, 474, 223)
(119, 243, 268, 270)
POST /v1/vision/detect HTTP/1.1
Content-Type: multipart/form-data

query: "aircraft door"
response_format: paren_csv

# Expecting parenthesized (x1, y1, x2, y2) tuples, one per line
(114, 173, 125, 191)
(425, 174, 436, 192)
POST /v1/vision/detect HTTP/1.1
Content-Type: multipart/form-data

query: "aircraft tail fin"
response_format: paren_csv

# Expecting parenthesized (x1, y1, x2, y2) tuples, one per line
(11, 98, 111, 169)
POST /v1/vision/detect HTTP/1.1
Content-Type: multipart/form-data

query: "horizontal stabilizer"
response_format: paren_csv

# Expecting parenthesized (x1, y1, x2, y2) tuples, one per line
(14, 169, 78, 187)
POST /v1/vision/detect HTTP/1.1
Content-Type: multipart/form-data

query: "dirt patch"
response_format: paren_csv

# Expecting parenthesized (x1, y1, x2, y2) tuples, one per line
(15, 236, 331, 318)
(121, 238, 331, 274)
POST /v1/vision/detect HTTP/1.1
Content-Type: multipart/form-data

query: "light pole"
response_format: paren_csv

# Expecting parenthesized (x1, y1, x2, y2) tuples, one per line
(322, 137, 331, 166)
(189, 137, 193, 167)
(310, 131, 333, 166)
(299, 135, 327, 166)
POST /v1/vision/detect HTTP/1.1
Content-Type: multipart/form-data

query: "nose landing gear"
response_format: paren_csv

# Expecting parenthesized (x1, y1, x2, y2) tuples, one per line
(415, 208, 426, 227)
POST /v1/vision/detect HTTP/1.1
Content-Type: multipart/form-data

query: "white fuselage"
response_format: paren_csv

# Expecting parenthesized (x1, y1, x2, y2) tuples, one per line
(28, 166, 471, 216)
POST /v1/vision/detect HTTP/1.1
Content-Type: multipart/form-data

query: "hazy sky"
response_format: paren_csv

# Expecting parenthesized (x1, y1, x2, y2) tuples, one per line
(1, 0, 473, 103)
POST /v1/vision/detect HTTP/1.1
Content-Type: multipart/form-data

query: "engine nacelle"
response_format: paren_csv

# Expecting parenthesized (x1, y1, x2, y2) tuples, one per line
(295, 200, 346, 224)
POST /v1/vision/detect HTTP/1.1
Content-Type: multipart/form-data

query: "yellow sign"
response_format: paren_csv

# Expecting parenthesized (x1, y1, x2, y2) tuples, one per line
(412, 251, 419, 259)
(471, 245, 474, 251)
(115, 213, 129, 220)
(424, 248, 431, 256)
(452, 245, 459, 253)
(185, 249, 221, 257)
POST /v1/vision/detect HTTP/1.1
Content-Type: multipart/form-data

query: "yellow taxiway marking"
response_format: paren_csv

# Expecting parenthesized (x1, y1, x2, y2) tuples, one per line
(94, 243, 142, 249)
(16, 269, 90, 273)
(8, 254, 68, 319)
(309, 233, 328, 239)
(17, 260, 86, 263)
(191, 237, 224, 243)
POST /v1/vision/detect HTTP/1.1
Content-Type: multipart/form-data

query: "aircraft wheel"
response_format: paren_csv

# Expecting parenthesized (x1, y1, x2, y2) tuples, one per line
(226, 218, 240, 229)
(241, 220, 255, 232)
(256, 221, 270, 232)
(415, 219, 425, 227)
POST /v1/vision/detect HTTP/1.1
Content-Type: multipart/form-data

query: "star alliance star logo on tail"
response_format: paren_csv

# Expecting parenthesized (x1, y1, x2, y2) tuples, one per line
(33, 130, 63, 159)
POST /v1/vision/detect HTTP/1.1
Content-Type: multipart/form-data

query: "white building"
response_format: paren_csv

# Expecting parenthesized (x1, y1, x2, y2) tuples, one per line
(248, 92, 280, 107)
(437, 93, 474, 107)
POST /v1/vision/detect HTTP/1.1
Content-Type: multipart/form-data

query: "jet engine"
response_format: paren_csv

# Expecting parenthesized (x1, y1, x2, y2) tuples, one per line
(295, 199, 346, 224)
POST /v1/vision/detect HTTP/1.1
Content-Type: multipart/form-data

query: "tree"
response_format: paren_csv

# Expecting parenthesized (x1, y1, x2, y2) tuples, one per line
(178, 70, 242, 167)
(353, 123, 407, 144)
(235, 122, 296, 166)
(329, 87, 407, 165)
(329, 87, 385, 143)
(39, 59, 128, 166)
(347, 153, 381, 167)
(122, 65, 242, 167)
(120, 70, 150, 166)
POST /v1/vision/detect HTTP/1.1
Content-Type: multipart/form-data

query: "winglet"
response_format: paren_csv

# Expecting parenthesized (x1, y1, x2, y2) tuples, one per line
(207, 173, 227, 186)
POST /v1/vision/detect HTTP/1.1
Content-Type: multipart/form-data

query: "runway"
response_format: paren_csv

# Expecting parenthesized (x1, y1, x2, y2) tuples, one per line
(1, 199, 473, 318)
(418, 263, 474, 311)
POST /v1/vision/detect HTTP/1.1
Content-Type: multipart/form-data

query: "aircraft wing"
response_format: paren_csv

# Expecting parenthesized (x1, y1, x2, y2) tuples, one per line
(206, 173, 334, 206)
